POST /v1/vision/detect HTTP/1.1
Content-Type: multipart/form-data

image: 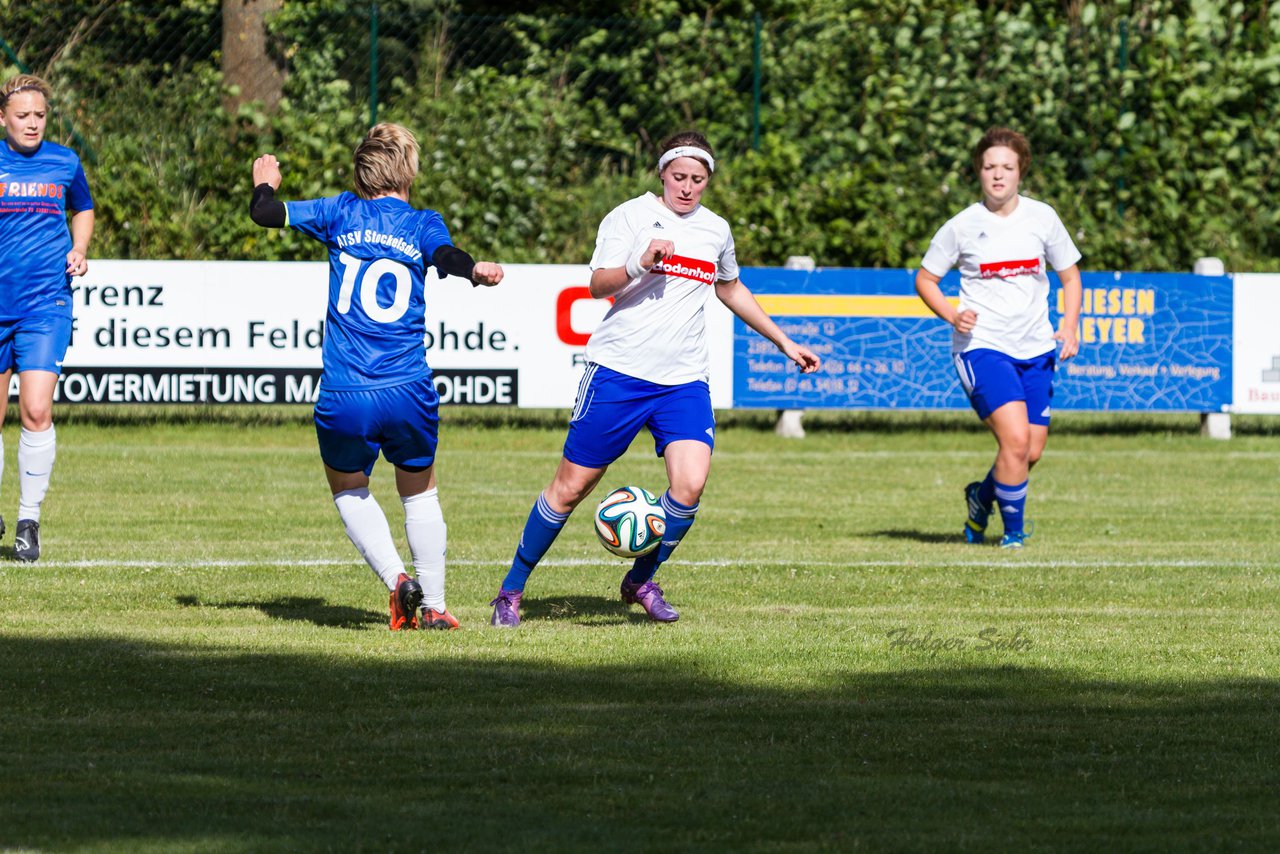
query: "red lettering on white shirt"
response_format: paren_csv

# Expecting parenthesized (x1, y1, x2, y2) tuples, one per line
(653, 254, 716, 284)
(979, 258, 1042, 279)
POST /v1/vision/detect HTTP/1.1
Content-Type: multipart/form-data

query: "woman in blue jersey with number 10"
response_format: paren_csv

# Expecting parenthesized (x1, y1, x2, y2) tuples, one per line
(0, 74, 96, 562)
(250, 123, 503, 630)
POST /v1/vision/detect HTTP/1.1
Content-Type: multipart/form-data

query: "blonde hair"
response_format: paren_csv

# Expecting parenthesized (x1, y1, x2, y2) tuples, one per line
(1, 74, 52, 112)
(353, 123, 419, 199)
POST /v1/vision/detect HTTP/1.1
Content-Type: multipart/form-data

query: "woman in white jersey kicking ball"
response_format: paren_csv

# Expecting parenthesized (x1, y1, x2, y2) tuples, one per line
(915, 126, 1083, 548)
(489, 130, 820, 626)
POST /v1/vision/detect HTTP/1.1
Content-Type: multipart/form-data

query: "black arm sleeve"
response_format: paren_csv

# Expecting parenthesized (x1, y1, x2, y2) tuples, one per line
(431, 244, 478, 282)
(250, 183, 287, 228)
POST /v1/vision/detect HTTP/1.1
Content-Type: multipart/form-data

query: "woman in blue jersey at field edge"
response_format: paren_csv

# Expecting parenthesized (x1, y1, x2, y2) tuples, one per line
(915, 126, 1083, 548)
(489, 130, 821, 628)
(0, 74, 95, 562)
(250, 123, 503, 630)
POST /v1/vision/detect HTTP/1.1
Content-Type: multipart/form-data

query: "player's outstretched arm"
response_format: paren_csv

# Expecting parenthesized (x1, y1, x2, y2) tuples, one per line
(431, 245, 504, 286)
(715, 277, 820, 373)
(249, 154, 286, 228)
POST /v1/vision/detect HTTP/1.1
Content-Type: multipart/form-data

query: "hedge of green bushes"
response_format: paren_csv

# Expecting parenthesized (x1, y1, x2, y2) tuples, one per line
(6, 1, 1278, 271)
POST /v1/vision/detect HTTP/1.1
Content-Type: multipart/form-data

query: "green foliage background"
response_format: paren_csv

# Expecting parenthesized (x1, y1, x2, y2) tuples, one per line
(2, 0, 1278, 271)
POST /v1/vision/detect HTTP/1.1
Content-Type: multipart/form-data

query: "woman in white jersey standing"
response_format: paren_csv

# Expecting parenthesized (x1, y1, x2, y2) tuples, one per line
(915, 126, 1082, 548)
(489, 131, 820, 626)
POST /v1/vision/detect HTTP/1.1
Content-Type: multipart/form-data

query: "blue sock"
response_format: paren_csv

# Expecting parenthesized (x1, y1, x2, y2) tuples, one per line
(626, 491, 698, 586)
(977, 468, 996, 508)
(501, 493, 570, 592)
(994, 479, 1029, 535)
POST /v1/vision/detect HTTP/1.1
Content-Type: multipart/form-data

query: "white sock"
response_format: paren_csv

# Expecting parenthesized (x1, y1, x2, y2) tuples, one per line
(333, 487, 404, 591)
(18, 425, 56, 523)
(403, 488, 447, 611)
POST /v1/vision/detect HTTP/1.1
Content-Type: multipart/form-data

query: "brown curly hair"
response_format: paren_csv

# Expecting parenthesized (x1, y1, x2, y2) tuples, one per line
(971, 126, 1031, 176)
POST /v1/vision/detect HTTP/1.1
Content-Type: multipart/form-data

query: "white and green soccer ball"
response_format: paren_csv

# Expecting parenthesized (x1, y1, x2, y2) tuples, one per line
(594, 486, 666, 558)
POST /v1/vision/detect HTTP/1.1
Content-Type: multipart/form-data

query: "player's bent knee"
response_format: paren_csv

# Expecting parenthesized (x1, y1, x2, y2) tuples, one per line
(997, 441, 1031, 468)
(667, 481, 706, 507)
(545, 480, 593, 512)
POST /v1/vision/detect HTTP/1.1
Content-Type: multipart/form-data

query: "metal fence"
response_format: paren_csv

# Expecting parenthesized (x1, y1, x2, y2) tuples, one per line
(0, 5, 784, 163)
(0, 3, 1149, 159)
(1, 3, 1274, 269)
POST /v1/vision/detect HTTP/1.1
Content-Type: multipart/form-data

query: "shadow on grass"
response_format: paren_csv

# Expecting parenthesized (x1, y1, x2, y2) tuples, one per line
(520, 594, 649, 626)
(2, 636, 1277, 850)
(171, 593, 650, 630)
(175, 594, 385, 629)
(872, 529, 964, 544)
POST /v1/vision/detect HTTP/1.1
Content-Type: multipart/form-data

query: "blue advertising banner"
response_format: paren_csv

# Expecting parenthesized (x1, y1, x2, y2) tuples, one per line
(734, 268, 1232, 412)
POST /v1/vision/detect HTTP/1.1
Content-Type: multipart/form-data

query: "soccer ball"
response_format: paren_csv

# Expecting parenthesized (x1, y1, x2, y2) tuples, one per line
(594, 486, 666, 558)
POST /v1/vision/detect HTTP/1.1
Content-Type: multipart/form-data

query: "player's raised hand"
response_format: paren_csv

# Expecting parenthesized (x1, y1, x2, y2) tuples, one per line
(625, 238, 675, 279)
(253, 154, 282, 190)
(644, 238, 674, 267)
(472, 262, 504, 287)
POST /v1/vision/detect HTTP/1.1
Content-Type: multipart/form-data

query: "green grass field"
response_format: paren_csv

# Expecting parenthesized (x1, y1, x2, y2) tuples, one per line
(1, 410, 1277, 852)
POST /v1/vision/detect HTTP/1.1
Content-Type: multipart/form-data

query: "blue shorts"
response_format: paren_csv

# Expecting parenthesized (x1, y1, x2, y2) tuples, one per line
(314, 377, 440, 475)
(563, 363, 715, 469)
(954, 348, 1055, 425)
(0, 313, 73, 374)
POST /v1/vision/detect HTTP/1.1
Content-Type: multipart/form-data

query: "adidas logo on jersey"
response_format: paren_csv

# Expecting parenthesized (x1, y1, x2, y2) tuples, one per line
(652, 221, 664, 228)
(978, 231, 988, 239)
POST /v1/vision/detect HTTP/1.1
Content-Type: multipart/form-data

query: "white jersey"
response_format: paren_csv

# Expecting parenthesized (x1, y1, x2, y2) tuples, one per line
(586, 192, 739, 384)
(921, 195, 1081, 359)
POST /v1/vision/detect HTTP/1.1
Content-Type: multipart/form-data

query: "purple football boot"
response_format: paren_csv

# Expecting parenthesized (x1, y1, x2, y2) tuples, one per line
(620, 578, 679, 622)
(489, 589, 523, 628)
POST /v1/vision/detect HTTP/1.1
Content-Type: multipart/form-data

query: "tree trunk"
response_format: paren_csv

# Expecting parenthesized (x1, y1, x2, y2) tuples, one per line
(222, 0, 285, 113)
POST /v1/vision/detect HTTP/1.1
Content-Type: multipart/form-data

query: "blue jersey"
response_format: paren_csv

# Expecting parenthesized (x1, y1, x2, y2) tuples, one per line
(286, 192, 453, 391)
(0, 140, 94, 320)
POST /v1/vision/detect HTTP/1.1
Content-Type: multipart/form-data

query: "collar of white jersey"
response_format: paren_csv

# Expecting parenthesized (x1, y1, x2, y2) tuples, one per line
(644, 191, 702, 220)
(978, 193, 1026, 220)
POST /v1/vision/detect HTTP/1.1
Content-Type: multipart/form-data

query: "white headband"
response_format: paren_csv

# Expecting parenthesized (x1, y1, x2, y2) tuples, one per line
(658, 146, 714, 174)
(1, 84, 45, 106)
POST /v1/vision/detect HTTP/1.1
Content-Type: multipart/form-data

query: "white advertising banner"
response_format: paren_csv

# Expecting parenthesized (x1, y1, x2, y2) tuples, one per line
(40, 260, 735, 408)
(1232, 273, 1280, 414)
